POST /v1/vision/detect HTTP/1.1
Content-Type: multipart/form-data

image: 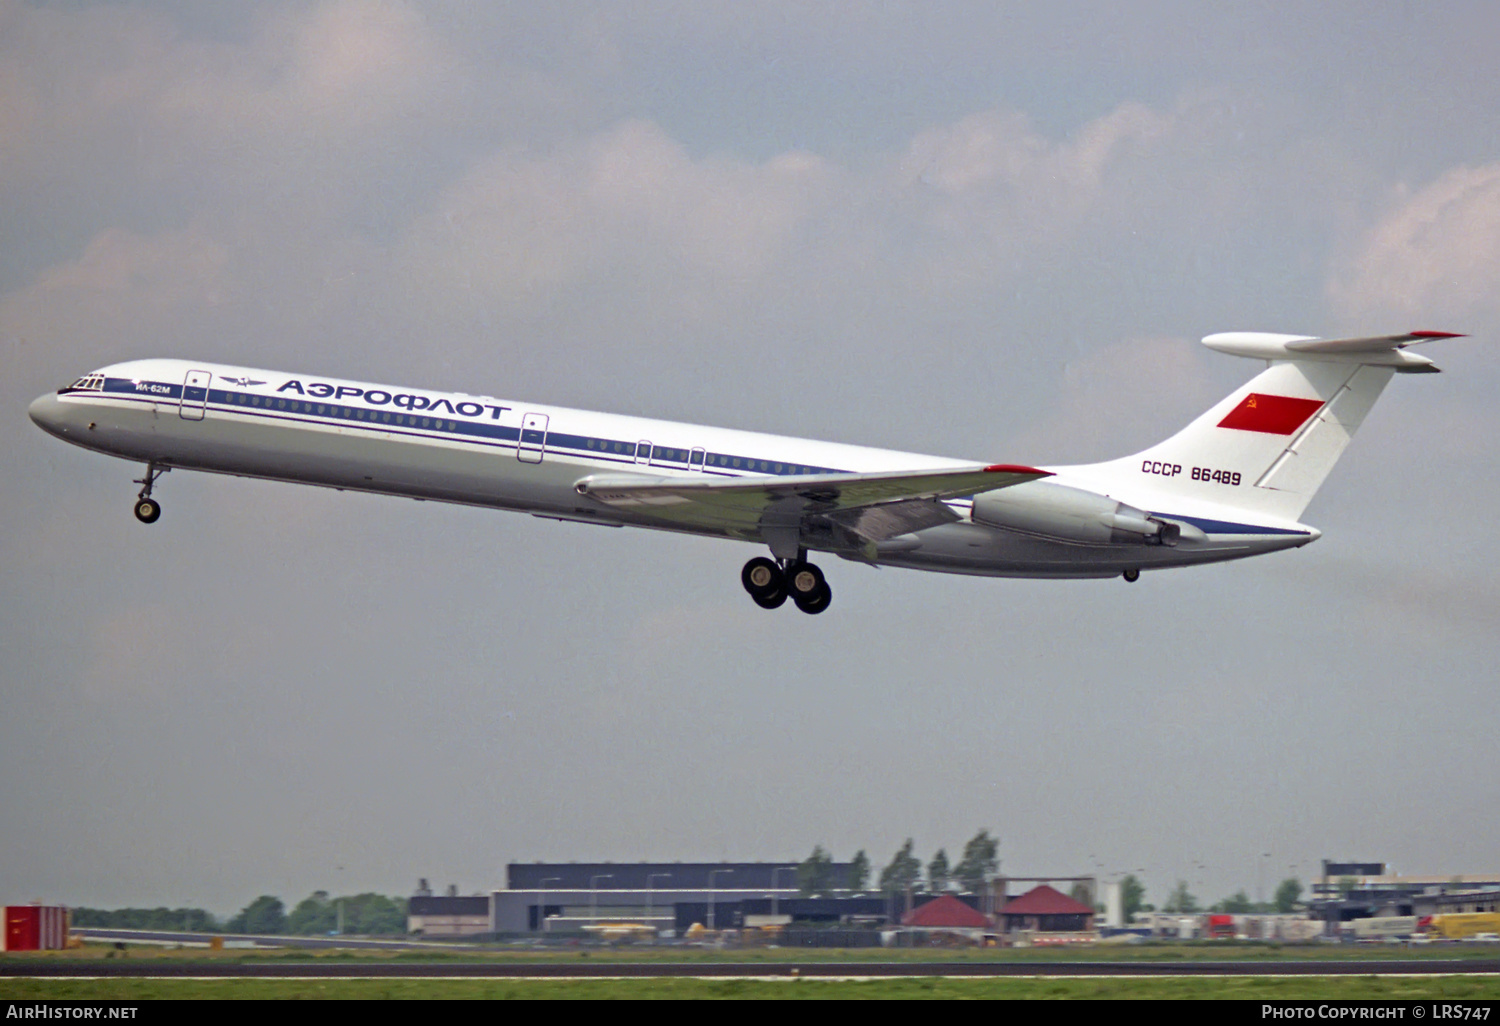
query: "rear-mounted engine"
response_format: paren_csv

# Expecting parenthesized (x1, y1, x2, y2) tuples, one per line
(972, 481, 1182, 547)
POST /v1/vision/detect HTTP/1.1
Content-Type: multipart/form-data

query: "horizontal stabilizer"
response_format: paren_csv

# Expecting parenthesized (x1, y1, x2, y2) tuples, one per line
(1285, 330, 1465, 354)
(1203, 330, 1465, 372)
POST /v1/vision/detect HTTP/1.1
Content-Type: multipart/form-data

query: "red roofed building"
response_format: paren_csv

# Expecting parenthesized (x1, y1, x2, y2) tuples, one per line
(1000, 885, 1095, 933)
(901, 894, 991, 929)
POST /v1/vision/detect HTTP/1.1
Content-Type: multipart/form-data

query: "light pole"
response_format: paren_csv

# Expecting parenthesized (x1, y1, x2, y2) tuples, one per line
(538, 877, 561, 934)
(590, 874, 614, 924)
(707, 870, 730, 931)
(646, 874, 671, 932)
(771, 866, 794, 918)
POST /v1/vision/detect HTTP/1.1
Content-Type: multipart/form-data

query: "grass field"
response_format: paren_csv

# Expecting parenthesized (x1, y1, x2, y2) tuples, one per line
(3, 944, 1499, 999)
(13, 940, 1500, 963)
(3, 976, 1500, 1000)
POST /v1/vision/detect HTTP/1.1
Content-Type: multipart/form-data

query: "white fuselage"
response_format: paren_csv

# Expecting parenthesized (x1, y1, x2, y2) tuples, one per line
(29, 358, 1316, 579)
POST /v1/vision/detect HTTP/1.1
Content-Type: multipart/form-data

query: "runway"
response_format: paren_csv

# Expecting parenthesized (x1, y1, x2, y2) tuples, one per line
(5, 960, 1498, 979)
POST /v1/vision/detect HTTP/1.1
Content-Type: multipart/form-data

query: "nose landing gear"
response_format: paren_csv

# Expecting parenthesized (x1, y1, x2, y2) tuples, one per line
(741, 555, 832, 614)
(132, 463, 167, 524)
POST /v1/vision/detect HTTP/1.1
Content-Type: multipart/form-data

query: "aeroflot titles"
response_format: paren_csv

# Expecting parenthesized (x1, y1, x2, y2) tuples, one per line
(274, 379, 511, 420)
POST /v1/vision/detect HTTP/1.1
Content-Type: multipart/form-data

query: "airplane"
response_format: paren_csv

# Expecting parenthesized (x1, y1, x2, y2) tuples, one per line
(29, 329, 1463, 614)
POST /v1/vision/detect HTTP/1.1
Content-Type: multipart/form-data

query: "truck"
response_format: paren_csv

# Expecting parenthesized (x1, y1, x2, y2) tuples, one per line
(1426, 912, 1500, 941)
(1351, 916, 1418, 941)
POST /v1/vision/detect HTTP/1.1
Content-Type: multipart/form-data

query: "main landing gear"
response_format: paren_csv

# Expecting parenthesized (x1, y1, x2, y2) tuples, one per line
(741, 555, 832, 614)
(132, 463, 167, 524)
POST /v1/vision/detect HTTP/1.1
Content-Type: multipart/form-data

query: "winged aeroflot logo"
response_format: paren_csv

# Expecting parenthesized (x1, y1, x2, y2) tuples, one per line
(220, 376, 266, 387)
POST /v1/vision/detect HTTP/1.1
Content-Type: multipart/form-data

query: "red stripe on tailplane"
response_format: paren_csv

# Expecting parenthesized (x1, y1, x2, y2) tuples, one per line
(984, 464, 1052, 476)
(1407, 330, 1465, 339)
(1217, 394, 1325, 435)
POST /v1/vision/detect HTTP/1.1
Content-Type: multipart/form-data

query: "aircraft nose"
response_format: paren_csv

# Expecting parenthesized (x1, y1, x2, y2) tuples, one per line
(29, 393, 70, 438)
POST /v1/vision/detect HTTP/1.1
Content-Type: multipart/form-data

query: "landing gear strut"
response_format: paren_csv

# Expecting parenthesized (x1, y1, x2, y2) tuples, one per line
(741, 554, 832, 614)
(133, 463, 167, 524)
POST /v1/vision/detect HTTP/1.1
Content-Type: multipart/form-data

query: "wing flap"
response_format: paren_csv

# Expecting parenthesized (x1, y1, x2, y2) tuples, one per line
(824, 498, 962, 542)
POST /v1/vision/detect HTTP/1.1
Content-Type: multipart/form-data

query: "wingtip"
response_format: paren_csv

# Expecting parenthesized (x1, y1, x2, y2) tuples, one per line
(984, 463, 1052, 476)
(1408, 330, 1466, 339)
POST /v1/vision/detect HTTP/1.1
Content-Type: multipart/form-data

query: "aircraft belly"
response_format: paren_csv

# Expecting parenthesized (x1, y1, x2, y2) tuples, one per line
(870, 521, 1305, 577)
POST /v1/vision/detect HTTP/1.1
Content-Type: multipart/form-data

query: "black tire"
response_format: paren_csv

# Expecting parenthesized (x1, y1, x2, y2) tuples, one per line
(753, 586, 788, 610)
(785, 560, 825, 597)
(1123, 568, 1140, 583)
(793, 581, 832, 614)
(741, 556, 783, 597)
(134, 498, 161, 524)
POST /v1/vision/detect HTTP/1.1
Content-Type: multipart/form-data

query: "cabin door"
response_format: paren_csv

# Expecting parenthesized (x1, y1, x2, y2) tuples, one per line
(180, 370, 211, 420)
(518, 413, 549, 463)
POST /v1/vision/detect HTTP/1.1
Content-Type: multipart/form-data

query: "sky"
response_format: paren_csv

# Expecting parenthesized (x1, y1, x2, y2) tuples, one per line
(3, 1, 1499, 917)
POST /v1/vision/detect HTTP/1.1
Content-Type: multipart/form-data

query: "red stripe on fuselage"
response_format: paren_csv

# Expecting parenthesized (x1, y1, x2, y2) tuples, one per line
(1217, 393, 1325, 435)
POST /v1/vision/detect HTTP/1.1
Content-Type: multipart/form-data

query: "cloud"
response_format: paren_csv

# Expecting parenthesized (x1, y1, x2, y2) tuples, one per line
(0, 225, 234, 379)
(396, 119, 837, 322)
(1329, 163, 1500, 326)
(1002, 334, 1221, 463)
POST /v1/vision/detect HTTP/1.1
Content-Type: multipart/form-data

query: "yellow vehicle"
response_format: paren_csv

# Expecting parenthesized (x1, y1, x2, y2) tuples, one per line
(1425, 912, 1500, 940)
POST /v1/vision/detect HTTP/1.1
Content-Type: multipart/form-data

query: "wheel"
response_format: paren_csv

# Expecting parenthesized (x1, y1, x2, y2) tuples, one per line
(793, 581, 832, 614)
(753, 586, 788, 610)
(1123, 568, 1140, 583)
(741, 557, 783, 597)
(785, 560, 825, 597)
(134, 497, 161, 524)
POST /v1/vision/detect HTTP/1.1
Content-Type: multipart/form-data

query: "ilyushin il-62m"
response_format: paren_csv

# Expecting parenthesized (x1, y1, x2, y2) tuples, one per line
(30, 330, 1463, 614)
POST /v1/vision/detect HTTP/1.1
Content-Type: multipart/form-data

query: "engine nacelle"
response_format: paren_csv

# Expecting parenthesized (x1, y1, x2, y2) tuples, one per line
(972, 481, 1181, 547)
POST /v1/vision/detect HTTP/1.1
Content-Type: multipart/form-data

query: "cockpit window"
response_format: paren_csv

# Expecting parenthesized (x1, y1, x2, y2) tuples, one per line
(61, 373, 105, 393)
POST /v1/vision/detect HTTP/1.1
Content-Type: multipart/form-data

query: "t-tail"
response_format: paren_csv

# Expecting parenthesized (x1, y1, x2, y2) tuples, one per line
(1077, 330, 1465, 523)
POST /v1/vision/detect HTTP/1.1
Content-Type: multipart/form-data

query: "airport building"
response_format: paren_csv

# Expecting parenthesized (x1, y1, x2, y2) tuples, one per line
(409, 862, 1103, 942)
(1310, 860, 1500, 924)
(492, 862, 841, 935)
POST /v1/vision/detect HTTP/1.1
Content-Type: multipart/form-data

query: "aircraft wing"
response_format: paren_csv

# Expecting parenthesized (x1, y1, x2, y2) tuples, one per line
(575, 463, 1050, 542)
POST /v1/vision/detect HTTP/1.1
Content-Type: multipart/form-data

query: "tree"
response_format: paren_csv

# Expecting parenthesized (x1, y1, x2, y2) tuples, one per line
(1213, 890, 1252, 913)
(879, 839, 922, 895)
(1162, 880, 1199, 913)
(288, 891, 337, 935)
(952, 830, 1000, 894)
(339, 893, 407, 935)
(848, 850, 870, 893)
(226, 896, 286, 935)
(1120, 874, 1147, 922)
(1069, 881, 1093, 907)
(1274, 878, 1303, 913)
(797, 845, 836, 897)
(927, 849, 950, 893)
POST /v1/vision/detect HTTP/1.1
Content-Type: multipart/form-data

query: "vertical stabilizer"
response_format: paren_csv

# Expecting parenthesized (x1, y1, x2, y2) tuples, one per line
(1071, 330, 1463, 523)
